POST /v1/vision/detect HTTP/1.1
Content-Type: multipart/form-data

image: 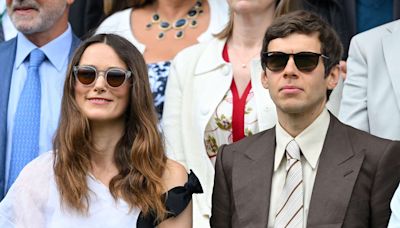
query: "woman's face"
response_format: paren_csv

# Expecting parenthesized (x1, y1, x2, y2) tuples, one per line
(228, 0, 276, 14)
(74, 43, 131, 125)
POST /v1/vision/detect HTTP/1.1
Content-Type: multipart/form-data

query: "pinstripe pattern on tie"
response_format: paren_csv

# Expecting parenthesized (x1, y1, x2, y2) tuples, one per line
(275, 140, 303, 228)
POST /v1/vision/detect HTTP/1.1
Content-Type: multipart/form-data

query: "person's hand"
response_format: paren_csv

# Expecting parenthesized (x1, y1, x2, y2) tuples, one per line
(339, 60, 347, 80)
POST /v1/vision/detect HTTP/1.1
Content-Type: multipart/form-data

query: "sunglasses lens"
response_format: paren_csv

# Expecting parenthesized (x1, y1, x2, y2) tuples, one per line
(106, 69, 126, 87)
(76, 67, 96, 85)
(266, 53, 289, 71)
(294, 53, 320, 71)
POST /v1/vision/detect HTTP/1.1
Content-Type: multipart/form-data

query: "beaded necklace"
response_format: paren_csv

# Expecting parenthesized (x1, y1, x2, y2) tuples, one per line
(145, 0, 203, 40)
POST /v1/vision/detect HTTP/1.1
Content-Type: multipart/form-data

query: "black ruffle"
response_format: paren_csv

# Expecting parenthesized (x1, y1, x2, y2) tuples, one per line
(137, 170, 203, 228)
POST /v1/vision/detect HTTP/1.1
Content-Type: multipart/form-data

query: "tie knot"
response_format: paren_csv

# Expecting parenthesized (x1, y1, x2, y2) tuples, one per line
(29, 49, 46, 68)
(286, 140, 300, 160)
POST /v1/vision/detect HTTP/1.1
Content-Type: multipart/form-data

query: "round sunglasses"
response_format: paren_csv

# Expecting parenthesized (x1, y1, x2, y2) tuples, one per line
(262, 51, 329, 72)
(73, 65, 132, 87)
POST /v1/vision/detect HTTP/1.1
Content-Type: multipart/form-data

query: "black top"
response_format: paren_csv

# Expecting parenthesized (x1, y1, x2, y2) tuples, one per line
(137, 170, 203, 227)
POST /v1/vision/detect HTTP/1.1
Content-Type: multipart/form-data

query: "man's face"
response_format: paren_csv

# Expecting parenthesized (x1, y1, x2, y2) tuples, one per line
(6, 0, 67, 34)
(262, 33, 338, 116)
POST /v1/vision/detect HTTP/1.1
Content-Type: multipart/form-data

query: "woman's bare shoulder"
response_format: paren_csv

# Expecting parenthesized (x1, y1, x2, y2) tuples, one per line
(162, 159, 188, 191)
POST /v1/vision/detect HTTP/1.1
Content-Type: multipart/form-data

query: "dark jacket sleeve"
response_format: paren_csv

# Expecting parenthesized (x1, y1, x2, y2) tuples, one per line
(210, 144, 232, 228)
(370, 140, 400, 227)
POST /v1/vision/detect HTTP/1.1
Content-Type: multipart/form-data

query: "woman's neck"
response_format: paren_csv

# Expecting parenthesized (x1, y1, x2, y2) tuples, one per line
(89, 120, 124, 168)
(229, 7, 275, 49)
(154, 0, 199, 20)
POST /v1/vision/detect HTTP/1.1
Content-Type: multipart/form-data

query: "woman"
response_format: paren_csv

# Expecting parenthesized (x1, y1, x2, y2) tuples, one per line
(162, 0, 283, 227)
(96, 0, 229, 118)
(0, 34, 202, 227)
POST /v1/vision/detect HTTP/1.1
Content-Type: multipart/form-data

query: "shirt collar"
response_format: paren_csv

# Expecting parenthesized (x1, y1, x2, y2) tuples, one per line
(274, 108, 330, 171)
(15, 24, 73, 72)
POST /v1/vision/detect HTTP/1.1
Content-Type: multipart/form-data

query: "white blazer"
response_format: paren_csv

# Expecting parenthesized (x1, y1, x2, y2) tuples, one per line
(162, 37, 277, 227)
(339, 20, 400, 140)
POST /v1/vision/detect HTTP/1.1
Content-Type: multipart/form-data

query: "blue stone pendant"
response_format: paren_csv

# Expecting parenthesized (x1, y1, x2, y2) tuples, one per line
(158, 32, 165, 40)
(152, 13, 160, 23)
(159, 21, 171, 31)
(175, 30, 184, 39)
(189, 20, 198, 28)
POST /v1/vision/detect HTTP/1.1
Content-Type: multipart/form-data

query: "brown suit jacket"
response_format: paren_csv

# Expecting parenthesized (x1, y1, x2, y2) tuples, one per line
(211, 115, 400, 228)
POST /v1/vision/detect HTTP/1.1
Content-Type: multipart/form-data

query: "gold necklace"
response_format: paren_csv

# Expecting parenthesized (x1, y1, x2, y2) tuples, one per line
(145, 0, 203, 40)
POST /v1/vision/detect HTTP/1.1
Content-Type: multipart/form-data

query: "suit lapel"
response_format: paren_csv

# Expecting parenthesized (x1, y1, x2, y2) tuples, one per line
(68, 33, 80, 61)
(382, 22, 400, 111)
(0, 38, 17, 199)
(307, 116, 365, 227)
(232, 129, 275, 226)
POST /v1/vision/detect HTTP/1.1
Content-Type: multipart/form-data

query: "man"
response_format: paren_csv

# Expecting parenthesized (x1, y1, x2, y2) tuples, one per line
(339, 19, 400, 141)
(211, 11, 400, 228)
(0, 0, 80, 199)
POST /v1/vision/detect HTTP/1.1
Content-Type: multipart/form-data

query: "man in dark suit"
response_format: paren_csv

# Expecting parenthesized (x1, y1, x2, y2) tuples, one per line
(211, 11, 400, 228)
(0, 0, 80, 199)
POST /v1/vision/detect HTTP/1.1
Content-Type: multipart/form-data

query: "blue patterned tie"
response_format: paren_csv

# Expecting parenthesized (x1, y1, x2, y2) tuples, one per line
(7, 49, 45, 190)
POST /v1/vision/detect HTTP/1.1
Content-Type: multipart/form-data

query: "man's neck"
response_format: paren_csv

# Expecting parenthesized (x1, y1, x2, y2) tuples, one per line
(277, 104, 326, 137)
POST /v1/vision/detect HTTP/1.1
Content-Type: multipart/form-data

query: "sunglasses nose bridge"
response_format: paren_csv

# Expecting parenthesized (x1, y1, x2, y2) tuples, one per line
(92, 70, 108, 89)
(283, 54, 298, 73)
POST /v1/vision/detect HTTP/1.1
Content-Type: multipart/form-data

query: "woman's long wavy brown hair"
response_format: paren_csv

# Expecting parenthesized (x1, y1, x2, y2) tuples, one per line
(53, 34, 167, 222)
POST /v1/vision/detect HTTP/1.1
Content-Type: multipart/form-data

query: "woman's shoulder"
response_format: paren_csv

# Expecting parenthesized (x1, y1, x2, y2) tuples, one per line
(96, 8, 132, 34)
(173, 37, 226, 68)
(162, 159, 188, 191)
(161, 160, 203, 218)
(19, 151, 54, 177)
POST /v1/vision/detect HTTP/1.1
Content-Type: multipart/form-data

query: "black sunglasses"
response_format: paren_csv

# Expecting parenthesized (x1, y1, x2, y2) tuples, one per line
(262, 51, 329, 72)
(73, 65, 132, 88)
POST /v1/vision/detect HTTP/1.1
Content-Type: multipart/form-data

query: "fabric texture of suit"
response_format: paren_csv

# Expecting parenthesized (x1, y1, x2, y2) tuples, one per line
(339, 20, 400, 140)
(69, 0, 104, 38)
(0, 34, 80, 199)
(211, 114, 400, 228)
(163, 37, 277, 228)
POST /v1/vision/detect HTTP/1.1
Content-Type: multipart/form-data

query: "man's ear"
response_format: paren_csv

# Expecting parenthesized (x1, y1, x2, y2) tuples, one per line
(261, 71, 269, 89)
(326, 64, 340, 90)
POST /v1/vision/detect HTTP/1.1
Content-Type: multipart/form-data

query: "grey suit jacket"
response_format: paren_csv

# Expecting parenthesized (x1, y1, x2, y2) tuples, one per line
(0, 34, 80, 199)
(211, 115, 400, 228)
(339, 20, 400, 141)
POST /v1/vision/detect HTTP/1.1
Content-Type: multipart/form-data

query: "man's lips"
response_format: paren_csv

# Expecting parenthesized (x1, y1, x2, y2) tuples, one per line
(13, 7, 38, 15)
(280, 85, 303, 93)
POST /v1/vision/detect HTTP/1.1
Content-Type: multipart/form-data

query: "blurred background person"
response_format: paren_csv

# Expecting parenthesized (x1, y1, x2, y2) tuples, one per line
(0, 0, 104, 42)
(0, 0, 80, 199)
(96, 0, 229, 118)
(162, 0, 287, 226)
(0, 0, 17, 42)
(68, 0, 104, 38)
(0, 33, 202, 228)
(339, 19, 400, 140)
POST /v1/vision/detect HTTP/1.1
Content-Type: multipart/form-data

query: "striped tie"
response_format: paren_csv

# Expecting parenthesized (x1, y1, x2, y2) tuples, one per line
(275, 140, 303, 228)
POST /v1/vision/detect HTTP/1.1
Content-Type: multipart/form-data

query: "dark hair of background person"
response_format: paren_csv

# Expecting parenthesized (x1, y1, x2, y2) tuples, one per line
(261, 10, 343, 99)
(53, 34, 168, 222)
(215, 0, 282, 39)
(105, 0, 155, 17)
(68, 0, 105, 39)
